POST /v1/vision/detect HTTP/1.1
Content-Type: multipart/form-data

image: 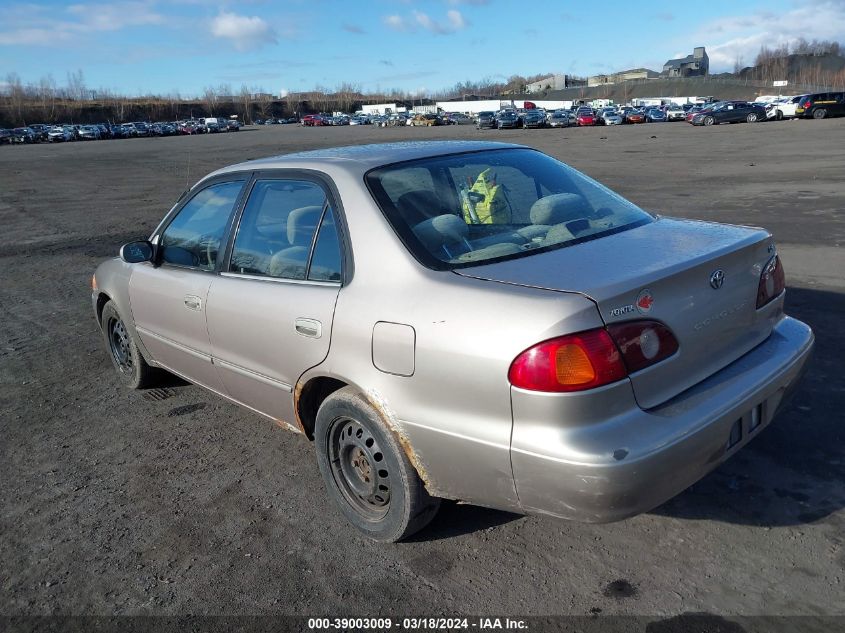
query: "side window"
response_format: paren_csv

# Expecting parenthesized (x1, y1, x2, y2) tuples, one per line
(229, 179, 330, 281)
(308, 208, 342, 282)
(160, 180, 244, 271)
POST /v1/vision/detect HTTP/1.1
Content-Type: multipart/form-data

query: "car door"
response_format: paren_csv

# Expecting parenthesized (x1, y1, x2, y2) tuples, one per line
(129, 178, 246, 394)
(205, 175, 346, 427)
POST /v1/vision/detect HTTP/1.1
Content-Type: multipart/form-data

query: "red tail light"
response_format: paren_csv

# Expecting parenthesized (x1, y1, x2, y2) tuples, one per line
(508, 329, 626, 392)
(756, 255, 785, 308)
(509, 321, 680, 392)
(606, 320, 679, 373)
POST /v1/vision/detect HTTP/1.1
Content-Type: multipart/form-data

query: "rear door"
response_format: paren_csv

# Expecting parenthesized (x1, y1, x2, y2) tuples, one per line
(205, 175, 345, 427)
(130, 179, 246, 393)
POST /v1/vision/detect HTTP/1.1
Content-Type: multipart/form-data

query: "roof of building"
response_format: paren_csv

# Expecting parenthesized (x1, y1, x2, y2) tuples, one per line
(664, 55, 697, 68)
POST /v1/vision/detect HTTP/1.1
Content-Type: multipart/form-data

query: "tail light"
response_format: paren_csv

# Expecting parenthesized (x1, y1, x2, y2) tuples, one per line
(606, 320, 679, 373)
(508, 321, 679, 393)
(508, 329, 626, 392)
(756, 255, 785, 308)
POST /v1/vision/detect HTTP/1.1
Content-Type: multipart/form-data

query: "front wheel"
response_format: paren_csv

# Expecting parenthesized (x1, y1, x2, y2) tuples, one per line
(746, 113, 758, 123)
(314, 387, 440, 542)
(100, 301, 156, 389)
(704, 116, 715, 126)
(813, 108, 827, 119)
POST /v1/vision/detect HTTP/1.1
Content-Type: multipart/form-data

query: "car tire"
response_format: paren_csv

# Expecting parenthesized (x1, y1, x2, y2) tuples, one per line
(100, 301, 156, 390)
(746, 113, 758, 122)
(704, 116, 715, 126)
(776, 110, 783, 121)
(812, 108, 827, 119)
(314, 387, 440, 542)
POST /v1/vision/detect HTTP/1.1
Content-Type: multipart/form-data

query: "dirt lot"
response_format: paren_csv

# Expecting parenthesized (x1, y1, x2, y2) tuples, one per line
(1, 121, 844, 622)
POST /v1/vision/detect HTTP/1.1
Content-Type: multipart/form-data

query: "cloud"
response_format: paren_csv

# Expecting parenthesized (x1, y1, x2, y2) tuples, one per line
(412, 9, 467, 33)
(447, 0, 489, 4)
(342, 22, 365, 34)
(383, 15, 407, 31)
(689, 0, 845, 71)
(0, 1, 166, 46)
(379, 59, 394, 66)
(210, 11, 277, 51)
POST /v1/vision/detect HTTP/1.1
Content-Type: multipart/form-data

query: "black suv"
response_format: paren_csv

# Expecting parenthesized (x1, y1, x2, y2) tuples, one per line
(795, 92, 845, 119)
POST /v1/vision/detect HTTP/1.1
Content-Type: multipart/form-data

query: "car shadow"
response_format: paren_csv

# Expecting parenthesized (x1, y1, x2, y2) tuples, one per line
(652, 285, 845, 527)
(408, 500, 521, 542)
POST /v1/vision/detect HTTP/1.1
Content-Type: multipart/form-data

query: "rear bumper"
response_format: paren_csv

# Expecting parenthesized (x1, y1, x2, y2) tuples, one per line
(510, 316, 814, 522)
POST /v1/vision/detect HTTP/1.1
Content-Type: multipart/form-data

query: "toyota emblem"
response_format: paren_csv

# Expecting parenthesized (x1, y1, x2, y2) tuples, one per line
(710, 269, 725, 289)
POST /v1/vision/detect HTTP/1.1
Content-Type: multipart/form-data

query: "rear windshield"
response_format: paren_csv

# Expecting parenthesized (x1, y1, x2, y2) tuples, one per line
(365, 148, 653, 270)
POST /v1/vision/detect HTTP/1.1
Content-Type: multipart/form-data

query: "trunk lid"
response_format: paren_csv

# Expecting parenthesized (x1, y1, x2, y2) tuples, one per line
(456, 217, 779, 408)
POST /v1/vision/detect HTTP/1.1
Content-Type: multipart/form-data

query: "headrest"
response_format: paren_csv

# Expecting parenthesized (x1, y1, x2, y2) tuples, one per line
(287, 206, 323, 246)
(412, 214, 468, 252)
(529, 193, 589, 225)
(267, 246, 309, 279)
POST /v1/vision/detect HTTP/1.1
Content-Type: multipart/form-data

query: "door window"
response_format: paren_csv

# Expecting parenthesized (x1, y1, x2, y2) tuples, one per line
(229, 179, 342, 281)
(160, 181, 244, 271)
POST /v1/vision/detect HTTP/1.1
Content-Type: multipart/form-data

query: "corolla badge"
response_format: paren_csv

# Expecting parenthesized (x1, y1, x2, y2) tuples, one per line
(636, 289, 654, 314)
(710, 269, 725, 290)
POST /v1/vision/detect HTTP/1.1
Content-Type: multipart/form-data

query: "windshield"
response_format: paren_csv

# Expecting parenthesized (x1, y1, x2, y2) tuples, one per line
(365, 148, 653, 270)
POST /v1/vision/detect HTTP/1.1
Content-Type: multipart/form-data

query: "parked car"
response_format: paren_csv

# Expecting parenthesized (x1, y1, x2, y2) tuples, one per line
(689, 101, 766, 126)
(476, 111, 497, 129)
(47, 126, 74, 142)
(665, 105, 686, 121)
(78, 125, 101, 140)
(600, 111, 623, 126)
(0, 129, 11, 144)
(29, 124, 51, 141)
(771, 95, 807, 120)
(645, 108, 667, 122)
(496, 111, 521, 129)
(547, 111, 570, 128)
(226, 119, 241, 132)
(624, 110, 646, 124)
(446, 113, 473, 125)
(411, 113, 442, 126)
(301, 114, 327, 126)
(576, 108, 596, 126)
(794, 92, 845, 119)
(93, 140, 813, 542)
(11, 127, 37, 143)
(522, 110, 546, 128)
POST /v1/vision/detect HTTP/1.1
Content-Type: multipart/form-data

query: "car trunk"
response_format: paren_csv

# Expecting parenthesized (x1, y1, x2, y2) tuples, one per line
(456, 217, 779, 409)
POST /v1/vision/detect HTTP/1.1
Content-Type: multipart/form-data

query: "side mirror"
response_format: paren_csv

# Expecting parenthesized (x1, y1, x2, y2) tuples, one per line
(120, 240, 154, 264)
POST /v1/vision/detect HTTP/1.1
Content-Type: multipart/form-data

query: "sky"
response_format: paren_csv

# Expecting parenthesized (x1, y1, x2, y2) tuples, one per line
(2, 0, 844, 97)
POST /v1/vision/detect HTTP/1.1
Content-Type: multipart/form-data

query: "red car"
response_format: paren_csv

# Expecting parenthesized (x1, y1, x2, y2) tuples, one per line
(576, 110, 596, 126)
(625, 111, 646, 124)
(301, 114, 327, 127)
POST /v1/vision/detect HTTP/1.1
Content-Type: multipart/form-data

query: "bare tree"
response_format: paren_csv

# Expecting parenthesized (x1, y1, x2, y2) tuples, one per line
(202, 86, 218, 116)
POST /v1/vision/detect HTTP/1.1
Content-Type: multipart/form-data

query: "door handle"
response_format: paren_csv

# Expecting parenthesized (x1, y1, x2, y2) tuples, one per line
(184, 295, 202, 311)
(295, 318, 322, 339)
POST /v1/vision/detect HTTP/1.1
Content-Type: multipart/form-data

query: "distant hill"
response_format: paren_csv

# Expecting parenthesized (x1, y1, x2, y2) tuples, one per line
(737, 53, 845, 86)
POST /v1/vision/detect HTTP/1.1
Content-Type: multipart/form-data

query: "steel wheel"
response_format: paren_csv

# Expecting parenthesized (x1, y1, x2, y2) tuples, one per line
(108, 315, 134, 375)
(328, 416, 392, 521)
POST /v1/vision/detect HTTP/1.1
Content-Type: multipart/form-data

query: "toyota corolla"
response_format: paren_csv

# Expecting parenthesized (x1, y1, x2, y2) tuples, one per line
(92, 141, 813, 541)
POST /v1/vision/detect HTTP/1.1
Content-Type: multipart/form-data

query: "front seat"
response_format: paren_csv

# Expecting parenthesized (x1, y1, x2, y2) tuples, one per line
(267, 205, 322, 279)
(396, 191, 444, 227)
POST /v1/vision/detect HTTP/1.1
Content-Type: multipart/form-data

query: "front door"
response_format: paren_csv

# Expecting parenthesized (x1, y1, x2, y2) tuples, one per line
(205, 177, 345, 427)
(130, 179, 245, 393)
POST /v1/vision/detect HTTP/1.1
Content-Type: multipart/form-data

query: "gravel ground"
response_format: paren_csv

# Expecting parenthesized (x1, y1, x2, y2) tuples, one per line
(1, 120, 843, 623)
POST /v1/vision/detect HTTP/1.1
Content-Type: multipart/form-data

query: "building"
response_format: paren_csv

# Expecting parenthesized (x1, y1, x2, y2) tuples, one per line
(524, 74, 586, 93)
(662, 47, 709, 77)
(587, 68, 659, 87)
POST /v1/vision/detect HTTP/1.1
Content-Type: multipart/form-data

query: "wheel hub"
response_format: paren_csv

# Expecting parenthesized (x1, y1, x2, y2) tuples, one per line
(330, 418, 391, 518)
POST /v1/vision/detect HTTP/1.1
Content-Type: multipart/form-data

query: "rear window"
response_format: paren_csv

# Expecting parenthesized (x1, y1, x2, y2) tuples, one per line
(365, 148, 653, 270)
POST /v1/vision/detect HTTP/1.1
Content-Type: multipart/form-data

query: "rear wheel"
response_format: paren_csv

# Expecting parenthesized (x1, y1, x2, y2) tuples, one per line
(813, 108, 827, 119)
(101, 301, 156, 389)
(314, 387, 440, 542)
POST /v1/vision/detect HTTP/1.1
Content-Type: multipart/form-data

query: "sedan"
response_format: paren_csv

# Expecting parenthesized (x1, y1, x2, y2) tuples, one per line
(522, 110, 546, 128)
(601, 112, 623, 125)
(547, 112, 570, 128)
(476, 111, 497, 129)
(645, 108, 667, 122)
(93, 141, 813, 542)
(690, 101, 766, 126)
(625, 111, 646, 124)
(496, 111, 521, 129)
